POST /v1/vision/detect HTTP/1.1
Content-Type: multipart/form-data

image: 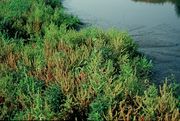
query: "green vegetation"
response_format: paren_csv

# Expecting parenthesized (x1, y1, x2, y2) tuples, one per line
(0, 0, 179, 120)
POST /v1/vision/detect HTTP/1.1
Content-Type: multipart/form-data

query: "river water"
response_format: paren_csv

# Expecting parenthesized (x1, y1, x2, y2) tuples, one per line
(63, 0, 180, 83)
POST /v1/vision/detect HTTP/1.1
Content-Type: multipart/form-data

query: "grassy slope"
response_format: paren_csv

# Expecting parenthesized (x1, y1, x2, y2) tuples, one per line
(0, 0, 179, 120)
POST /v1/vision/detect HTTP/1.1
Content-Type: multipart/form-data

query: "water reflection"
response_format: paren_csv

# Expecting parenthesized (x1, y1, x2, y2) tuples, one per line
(175, 5, 180, 17)
(132, 0, 180, 17)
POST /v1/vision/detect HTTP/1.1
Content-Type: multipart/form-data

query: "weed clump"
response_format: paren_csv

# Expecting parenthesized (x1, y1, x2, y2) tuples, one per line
(0, 0, 179, 120)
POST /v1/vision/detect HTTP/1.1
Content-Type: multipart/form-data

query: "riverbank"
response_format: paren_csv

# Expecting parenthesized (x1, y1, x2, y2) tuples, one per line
(63, 0, 180, 84)
(0, 0, 179, 120)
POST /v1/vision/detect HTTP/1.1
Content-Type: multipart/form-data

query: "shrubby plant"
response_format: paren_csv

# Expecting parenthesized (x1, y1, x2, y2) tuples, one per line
(0, 0, 179, 120)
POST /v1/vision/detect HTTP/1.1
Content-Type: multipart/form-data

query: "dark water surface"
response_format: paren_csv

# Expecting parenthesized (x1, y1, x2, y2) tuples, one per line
(63, 0, 180, 83)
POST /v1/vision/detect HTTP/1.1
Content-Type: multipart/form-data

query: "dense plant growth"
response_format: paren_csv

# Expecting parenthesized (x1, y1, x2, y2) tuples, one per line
(0, 0, 179, 120)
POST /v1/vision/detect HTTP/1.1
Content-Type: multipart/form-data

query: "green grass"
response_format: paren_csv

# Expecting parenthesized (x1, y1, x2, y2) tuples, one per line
(0, 0, 179, 120)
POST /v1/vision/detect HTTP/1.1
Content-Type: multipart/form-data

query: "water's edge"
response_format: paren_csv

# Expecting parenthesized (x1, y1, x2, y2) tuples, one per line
(63, 0, 180, 83)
